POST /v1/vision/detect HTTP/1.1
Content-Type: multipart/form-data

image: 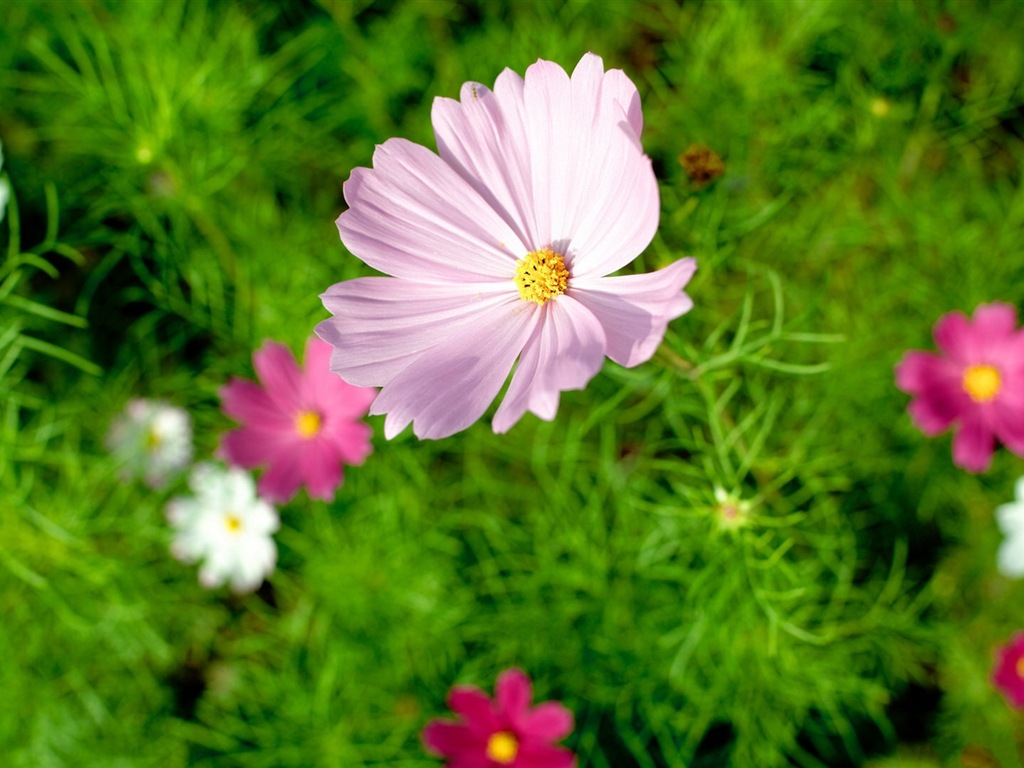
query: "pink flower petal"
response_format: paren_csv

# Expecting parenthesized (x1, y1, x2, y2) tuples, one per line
(422, 720, 482, 757)
(218, 427, 294, 469)
(257, 446, 306, 503)
(972, 302, 1019, 353)
(299, 441, 344, 501)
(493, 297, 607, 433)
(932, 311, 976, 364)
(219, 379, 291, 428)
(907, 396, 961, 437)
(369, 296, 538, 439)
(515, 742, 577, 768)
(518, 702, 574, 741)
(253, 341, 305, 414)
(317, 278, 513, 389)
(321, 421, 374, 465)
(572, 258, 697, 368)
(338, 138, 525, 282)
(433, 76, 538, 249)
(521, 57, 659, 278)
(448, 686, 500, 736)
(952, 414, 996, 473)
(495, 668, 533, 723)
(894, 351, 960, 396)
(992, 396, 1024, 456)
(302, 336, 376, 418)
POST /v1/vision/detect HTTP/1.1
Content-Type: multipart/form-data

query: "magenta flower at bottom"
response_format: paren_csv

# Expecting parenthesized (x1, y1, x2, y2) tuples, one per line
(895, 302, 1024, 472)
(218, 337, 376, 503)
(422, 668, 576, 768)
(992, 631, 1024, 709)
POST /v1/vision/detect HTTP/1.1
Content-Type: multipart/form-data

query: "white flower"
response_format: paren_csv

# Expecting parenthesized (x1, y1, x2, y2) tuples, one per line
(713, 486, 752, 530)
(106, 399, 193, 489)
(996, 477, 1024, 579)
(167, 463, 279, 593)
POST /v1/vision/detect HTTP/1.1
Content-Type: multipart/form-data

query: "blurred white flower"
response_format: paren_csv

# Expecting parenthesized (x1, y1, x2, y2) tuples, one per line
(713, 486, 752, 531)
(167, 463, 279, 593)
(106, 399, 193, 489)
(0, 140, 9, 224)
(996, 477, 1024, 578)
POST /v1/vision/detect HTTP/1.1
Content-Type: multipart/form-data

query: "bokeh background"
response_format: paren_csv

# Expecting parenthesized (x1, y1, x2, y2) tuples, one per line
(2, 0, 1024, 765)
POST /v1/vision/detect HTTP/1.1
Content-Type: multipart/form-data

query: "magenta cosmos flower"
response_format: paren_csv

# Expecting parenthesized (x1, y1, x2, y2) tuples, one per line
(992, 631, 1024, 709)
(895, 302, 1024, 472)
(422, 668, 576, 768)
(218, 337, 376, 503)
(315, 53, 697, 439)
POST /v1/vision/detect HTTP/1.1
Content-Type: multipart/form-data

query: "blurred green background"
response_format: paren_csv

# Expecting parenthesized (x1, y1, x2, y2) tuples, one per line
(2, 0, 1024, 765)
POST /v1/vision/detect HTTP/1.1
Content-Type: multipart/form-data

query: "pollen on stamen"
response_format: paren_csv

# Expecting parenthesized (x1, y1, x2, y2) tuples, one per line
(485, 731, 518, 764)
(962, 364, 1001, 403)
(295, 410, 322, 439)
(224, 514, 243, 534)
(514, 247, 569, 305)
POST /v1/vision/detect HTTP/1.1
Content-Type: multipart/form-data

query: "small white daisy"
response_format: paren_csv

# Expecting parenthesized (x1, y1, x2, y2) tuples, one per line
(996, 477, 1024, 579)
(106, 399, 193, 489)
(167, 463, 279, 593)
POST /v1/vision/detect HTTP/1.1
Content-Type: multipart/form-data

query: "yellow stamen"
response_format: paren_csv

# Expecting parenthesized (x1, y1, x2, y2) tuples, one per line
(295, 410, 322, 439)
(1017, 656, 1024, 680)
(514, 247, 569, 305)
(145, 428, 162, 451)
(486, 732, 518, 764)
(962, 365, 1001, 402)
(224, 514, 243, 534)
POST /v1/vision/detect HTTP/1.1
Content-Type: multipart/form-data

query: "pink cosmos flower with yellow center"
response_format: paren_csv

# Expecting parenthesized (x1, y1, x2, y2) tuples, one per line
(895, 302, 1024, 473)
(992, 631, 1024, 709)
(316, 53, 697, 440)
(422, 668, 576, 768)
(218, 337, 376, 503)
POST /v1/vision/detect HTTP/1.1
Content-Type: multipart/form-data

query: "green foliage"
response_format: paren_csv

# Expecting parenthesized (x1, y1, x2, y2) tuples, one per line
(2, 0, 1023, 766)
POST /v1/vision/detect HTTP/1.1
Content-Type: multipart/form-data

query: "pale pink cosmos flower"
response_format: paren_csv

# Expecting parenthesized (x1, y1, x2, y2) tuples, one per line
(992, 631, 1024, 709)
(895, 302, 1024, 473)
(316, 53, 697, 440)
(218, 337, 376, 503)
(422, 668, 576, 768)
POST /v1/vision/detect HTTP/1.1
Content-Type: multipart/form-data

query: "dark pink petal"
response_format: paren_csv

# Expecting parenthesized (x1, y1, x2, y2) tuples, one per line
(518, 702, 574, 741)
(572, 258, 697, 368)
(257, 445, 306, 503)
(907, 396, 961, 437)
(318, 278, 514, 389)
(932, 311, 976, 364)
(495, 669, 532, 723)
(300, 441, 344, 501)
(992, 633, 1024, 709)
(369, 296, 538, 439)
(303, 337, 376, 418)
(893, 351, 960, 396)
(422, 720, 482, 757)
(219, 379, 291, 428)
(514, 742, 577, 768)
(992, 395, 1024, 456)
(972, 302, 1019, 355)
(253, 341, 304, 414)
(952, 415, 996, 473)
(321, 421, 373, 466)
(338, 138, 525, 282)
(218, 427, 295, 469)
(492, 297, 606, 434)
(448, 686, 500, 736)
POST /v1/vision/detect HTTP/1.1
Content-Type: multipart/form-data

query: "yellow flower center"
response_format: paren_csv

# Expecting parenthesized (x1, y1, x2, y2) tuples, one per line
(514, 247, 569, 305)
(1017, 656, 1024, 680)
(145, 428, 162, 451)
(295, 410, 322, 439)
(962, 365, 1001, 402)
(224, 514, 243, 534)
(486, 731, 518, 764)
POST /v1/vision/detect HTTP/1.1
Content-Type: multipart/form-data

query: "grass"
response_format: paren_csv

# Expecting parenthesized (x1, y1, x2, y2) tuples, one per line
(2, 0, 1024, 766)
